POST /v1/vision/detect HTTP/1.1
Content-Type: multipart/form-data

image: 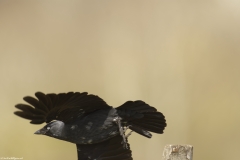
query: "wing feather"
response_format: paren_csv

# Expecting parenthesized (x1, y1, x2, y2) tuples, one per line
(14, 92, 111, 124)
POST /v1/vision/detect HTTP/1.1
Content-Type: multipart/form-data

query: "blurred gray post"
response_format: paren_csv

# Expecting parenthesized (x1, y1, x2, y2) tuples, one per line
(162, 144, 193, 160)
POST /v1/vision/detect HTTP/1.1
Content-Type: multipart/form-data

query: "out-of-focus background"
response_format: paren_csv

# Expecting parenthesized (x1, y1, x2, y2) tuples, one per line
(0, 0, 240, 160)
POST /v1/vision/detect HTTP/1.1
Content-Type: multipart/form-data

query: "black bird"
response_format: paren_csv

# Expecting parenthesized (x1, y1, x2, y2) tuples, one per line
(14, 92, 167, 160)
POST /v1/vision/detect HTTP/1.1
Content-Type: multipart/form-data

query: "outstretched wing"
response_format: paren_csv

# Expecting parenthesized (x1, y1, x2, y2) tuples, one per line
(117, 100, 167, 138)
(14, 92, 111, 124)
(76, 135, 132, 160)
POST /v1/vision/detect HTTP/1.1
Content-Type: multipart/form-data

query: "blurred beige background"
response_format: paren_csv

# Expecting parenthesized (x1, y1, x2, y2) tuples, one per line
(0, 0, 240, 160)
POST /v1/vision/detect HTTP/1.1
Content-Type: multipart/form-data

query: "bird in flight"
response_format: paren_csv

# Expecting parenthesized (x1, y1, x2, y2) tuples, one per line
(14, 92, 167, 160)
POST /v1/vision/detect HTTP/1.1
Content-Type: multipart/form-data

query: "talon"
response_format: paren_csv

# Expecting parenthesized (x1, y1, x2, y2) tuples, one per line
(126, 131, 133, 138)
(123, 126, 129, 133)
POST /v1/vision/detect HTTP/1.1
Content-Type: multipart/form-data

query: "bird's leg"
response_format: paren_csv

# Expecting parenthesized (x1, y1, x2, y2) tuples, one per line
(113, 117, 128, 149)
(123, 126, 133, 138)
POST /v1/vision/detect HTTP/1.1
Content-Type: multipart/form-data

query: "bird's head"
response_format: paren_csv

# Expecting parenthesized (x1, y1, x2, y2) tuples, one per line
(35, 120, 65, 139)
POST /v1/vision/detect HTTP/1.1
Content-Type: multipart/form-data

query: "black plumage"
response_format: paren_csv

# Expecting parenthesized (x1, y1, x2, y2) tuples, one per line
(14, 92, 167, 160)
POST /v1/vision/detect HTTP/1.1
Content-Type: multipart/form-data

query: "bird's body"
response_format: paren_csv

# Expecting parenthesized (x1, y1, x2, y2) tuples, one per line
(43, 108, 119, 144)
(14, 92, 167, 160)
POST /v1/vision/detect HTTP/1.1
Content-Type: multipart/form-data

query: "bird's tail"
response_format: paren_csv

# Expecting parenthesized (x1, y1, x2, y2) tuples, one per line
(116, 101, 166, 138)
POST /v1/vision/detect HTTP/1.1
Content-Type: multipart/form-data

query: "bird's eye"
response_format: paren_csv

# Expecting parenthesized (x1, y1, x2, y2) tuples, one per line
(47, 127, 51, 130)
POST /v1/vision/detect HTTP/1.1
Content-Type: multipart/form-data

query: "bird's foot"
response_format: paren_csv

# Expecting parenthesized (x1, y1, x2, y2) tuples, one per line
(123, 126, 129, 133)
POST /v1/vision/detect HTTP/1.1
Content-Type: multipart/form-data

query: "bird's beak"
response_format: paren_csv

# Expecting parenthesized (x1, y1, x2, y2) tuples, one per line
(34, 128, 48, 135)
